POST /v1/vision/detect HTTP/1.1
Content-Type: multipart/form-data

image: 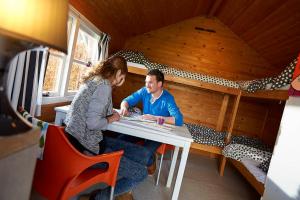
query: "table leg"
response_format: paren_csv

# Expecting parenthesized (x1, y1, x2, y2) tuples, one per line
(166, 146, 179, 188)
(171, 143, 190, 200)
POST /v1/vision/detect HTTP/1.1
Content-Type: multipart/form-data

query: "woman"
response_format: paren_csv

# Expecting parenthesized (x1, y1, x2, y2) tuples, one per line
(65, 56, 149, 200)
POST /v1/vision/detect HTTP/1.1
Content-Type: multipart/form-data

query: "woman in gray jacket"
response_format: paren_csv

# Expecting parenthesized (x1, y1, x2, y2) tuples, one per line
(65, 56, 149, 200)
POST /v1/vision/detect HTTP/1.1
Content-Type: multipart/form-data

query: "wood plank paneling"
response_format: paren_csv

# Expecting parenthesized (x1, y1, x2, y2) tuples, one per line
(261, 101, 285, 147)
(125, 17, 273, 80)
(40, 102, 71, 123)
(217, 0, 300, 72)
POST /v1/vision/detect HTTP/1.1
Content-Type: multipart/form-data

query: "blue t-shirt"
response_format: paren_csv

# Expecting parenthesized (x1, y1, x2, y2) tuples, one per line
(123, 87, 183, 126)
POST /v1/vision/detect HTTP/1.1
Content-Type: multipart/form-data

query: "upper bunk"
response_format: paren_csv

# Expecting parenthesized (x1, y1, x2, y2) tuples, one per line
(116, 50, 293, 101)
(127, 62, 289, 100)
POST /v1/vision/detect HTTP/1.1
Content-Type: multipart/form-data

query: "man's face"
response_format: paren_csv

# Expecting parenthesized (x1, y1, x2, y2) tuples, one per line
(145, 75, 162, 94)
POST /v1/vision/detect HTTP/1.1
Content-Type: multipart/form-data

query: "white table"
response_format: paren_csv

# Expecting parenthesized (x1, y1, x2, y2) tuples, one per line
(55, 105, 193, 200)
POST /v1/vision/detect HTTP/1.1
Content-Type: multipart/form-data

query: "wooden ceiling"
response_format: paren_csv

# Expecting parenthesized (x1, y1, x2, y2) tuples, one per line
(70, 0, 300, 70)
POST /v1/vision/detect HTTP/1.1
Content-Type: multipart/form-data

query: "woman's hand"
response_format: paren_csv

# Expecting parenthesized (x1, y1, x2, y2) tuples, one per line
(107, 112, 120, 123)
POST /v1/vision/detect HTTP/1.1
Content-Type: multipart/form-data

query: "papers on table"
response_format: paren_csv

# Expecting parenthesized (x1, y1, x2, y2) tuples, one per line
(120, 115, 174, 132)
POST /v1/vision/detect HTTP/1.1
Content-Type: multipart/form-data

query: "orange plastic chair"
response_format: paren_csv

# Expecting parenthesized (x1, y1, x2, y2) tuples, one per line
(33, 125, 123, 200)
(156, 143, 175, 185)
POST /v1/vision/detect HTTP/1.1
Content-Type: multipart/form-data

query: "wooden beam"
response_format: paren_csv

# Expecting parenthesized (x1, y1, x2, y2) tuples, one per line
(191, 142, 222, 155)
(219, 155, 227, 176)
(226, 91, 242, 142)
(219, 91, 241, 176)
(216, 94, 229, 131)
(208, 0, 223, 17)
(241, 90, 288, 101)
(128, 65, 240, 95)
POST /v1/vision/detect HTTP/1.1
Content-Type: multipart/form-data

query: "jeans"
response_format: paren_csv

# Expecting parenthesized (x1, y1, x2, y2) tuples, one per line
(93, 136, 149, 199)
(117, 135, 161, 166)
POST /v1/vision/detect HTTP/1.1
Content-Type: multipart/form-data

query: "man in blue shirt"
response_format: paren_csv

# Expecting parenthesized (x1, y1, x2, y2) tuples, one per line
(120, 69, 183, 174)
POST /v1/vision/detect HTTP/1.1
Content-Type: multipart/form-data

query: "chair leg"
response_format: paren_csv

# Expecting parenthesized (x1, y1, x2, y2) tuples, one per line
(156, 154, 164, 186)
(110, 186, 114, 200)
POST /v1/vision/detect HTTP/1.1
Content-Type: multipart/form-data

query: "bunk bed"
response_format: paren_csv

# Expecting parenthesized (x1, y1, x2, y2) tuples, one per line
(113, 50, 294, 195)
(222, 136, 273, 195)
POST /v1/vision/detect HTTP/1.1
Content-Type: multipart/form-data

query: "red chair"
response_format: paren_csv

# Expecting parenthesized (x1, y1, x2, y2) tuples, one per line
(155, 144, 175, 185)
(33, 125, 123, 200)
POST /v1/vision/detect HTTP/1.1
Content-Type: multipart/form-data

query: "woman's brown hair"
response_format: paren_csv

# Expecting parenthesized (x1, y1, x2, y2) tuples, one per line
(82, 55, 128, 83)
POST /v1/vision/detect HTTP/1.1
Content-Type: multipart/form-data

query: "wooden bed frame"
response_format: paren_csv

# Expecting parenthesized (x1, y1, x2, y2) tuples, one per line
(126, 63, 287, 195)
(229, 159, 265, 195)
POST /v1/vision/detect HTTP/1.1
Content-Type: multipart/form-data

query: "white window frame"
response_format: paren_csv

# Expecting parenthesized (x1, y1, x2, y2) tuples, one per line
(42, 6, 103, 105)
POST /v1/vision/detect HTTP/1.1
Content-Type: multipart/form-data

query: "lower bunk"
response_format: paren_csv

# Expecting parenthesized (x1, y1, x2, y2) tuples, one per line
(222, 138, 272, 196)
(186, 122, 272, 196)
(186, 123, 226, 156)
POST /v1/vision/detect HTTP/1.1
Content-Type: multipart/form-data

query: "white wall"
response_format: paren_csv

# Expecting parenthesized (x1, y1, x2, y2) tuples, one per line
(263, 97, 300, 200)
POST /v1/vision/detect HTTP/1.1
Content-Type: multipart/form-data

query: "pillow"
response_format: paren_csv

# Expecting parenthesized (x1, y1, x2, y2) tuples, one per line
(271, 58, 297, 89)
(245, 77, 272, 93)
(258, 157, 271, 173)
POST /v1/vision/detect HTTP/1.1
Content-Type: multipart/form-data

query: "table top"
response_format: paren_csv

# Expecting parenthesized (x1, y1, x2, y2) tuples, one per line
(55, 105, 193, 145)
(55, 105, 70, 112)
(109, 118, 193, 142)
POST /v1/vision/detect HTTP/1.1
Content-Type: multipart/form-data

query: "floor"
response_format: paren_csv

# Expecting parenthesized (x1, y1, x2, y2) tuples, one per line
(31, 152, 260, 200)
(132, 152, 260, 200)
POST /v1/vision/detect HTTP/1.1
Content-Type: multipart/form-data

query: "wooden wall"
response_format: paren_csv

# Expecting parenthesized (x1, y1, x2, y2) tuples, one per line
(124, 16, 275, 81)
(216, 0, 300, 71)
(260, 101, 285, 147)
(230, 98, 284, 148)
(39, 102, 71, 123)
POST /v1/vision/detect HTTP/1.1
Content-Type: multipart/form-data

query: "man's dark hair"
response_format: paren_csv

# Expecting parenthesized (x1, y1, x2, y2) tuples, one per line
(147, 69, 164, 85)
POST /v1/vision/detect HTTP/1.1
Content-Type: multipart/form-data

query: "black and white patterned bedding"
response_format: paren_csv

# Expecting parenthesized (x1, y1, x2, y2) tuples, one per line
(185, 123, 226, 147)
(257, 156, 271, 173)
(223, 135, 272, 163)
(222, 136, 271, 171)
(230, 135, 271, 152)
(243, 59, 297, 93)
(112, 50, 297, 93)
(222, 143, 272, 163)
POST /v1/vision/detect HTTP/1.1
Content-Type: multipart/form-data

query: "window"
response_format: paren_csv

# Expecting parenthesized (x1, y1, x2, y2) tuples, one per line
(68, 27, 99, 92)
(42, 9, 102, 104)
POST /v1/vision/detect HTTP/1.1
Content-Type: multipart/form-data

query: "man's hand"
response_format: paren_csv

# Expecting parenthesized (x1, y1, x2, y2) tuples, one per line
(141, 114, 157, 121)
(107, 112, 120, 123)
(120, 101, 129, 116)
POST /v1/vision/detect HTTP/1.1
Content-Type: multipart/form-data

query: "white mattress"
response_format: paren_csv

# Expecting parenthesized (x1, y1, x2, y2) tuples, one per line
(241, 158, 266, 184)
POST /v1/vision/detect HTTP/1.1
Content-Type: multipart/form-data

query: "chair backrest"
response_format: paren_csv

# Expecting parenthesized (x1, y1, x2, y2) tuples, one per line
(33, 125, 123, 200)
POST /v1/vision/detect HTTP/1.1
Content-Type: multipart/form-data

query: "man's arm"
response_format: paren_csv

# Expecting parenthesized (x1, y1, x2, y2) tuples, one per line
(120, 87, 144, 116)
(167, 96, 183, 126)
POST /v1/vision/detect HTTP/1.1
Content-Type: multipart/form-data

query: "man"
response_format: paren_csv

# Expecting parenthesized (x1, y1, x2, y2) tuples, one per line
(120, 69, 183, 174)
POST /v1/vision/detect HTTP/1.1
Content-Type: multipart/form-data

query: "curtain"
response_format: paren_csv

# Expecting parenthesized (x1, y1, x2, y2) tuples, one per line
(7, 48, 49, 116)
(98, 33, 111, 62)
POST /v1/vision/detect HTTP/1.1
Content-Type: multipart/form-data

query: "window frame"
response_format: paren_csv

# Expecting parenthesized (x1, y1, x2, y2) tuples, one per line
(42, 6, 103, 104)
